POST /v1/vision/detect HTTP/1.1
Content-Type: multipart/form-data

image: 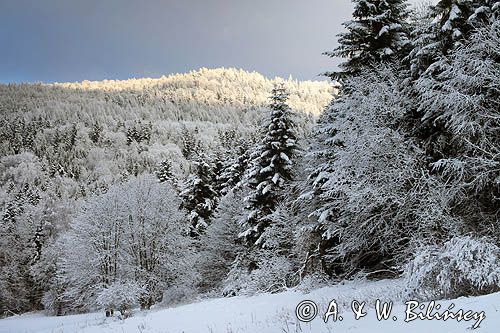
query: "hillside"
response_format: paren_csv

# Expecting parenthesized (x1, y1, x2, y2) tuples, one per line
(0, 67, 333, 126)
(0, 68, 335, 316)
(1, 279, 498, 333)
(0, 67, 334, 190)
(2, 0, 499, 330)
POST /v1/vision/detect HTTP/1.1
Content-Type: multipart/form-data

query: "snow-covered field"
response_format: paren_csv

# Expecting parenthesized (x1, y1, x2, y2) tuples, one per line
(1, 279, 499, 333)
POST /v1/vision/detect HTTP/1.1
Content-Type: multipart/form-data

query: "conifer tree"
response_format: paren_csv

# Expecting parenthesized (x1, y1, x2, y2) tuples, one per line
(155, 159, 175, 184)
(409, 0, 497, 78)
(210, 152, 226, 196)
(240, 83, 297, 245)
(217, 140, 252, 196)
(179, 154, 219, 237)
(89, 121, 102, 144)
(407, 0, 499, 161)
(414, 19, 500, 234)
(325, 0, 410, 80)
(180, 127, 201, 160)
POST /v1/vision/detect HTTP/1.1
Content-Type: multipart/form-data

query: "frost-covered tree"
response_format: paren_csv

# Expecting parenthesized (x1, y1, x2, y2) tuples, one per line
(155, 159, 175, 184)
(57, 175, 191, 313)
(217, 140, 252, 195)
(408, 0, 497, 78)
(121, 176, 189, 309)
(210, 151, 226, 196)
(197, 191, 246, 294)
(325, 0, 410, 80)
(0, 192, 35, 313)
(126, 121, 152, 145)
(180, 127, 201, 160)
(89, 121, 102, 144)
(240, 83, 297, 246)
(0, 156, 57, 314)
(179, 154, 219, 237)
(414, 21, 500, 235)
(57, 187, 126, 312)
(301, 68, 457, 276)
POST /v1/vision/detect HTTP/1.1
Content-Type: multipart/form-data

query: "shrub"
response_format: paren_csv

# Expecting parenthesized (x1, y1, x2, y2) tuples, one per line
(404, 236, 500, 300)
(96, 282, 143, 319)
(223, 250, 294, 296)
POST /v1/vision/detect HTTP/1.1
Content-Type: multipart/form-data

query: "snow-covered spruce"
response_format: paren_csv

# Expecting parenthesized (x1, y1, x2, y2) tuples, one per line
(179, 154, 220, 237)
(324, 0, 410, 80)
(299, 65, 464, 277)
(410, 20, 500, 237)
(239, 83, 298, 246)
(408, 0, 497, 78)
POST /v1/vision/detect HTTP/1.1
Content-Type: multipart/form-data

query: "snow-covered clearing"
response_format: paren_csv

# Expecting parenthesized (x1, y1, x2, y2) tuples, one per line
(1, 279, 499, 333)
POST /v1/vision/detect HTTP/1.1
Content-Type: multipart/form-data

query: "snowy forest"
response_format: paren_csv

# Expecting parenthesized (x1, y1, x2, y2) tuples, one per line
(1, 0, 499, 331)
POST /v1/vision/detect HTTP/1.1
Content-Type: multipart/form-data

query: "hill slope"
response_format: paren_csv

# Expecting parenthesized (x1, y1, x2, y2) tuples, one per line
(0, 69, 335, 315)
(0, 67, 334, 190)
(0, 280, 498, 333)
(0, 67, 333, 127)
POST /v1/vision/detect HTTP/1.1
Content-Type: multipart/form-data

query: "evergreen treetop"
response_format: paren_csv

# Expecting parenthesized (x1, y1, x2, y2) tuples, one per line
(325, 0, 410, 80)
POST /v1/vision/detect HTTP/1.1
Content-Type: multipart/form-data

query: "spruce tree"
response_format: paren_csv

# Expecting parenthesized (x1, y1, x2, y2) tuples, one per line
(217, 139, 252, 196)
(180, 127, 201, 160)
(89, 121, 102, 144)
(409, 0, 496, 78)
(210, 152, 226, 196)
(240, 83, 297, 246)
(325, 0, 410, 80)
(155, 159, 175, 184)
(179, 154, 219, 237)
(414, 18, 500, 234)
(407, 0, 499, 161)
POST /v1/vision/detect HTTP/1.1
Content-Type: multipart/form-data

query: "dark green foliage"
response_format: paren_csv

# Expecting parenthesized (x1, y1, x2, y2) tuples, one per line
(155, 159, 175, 184)
(179, 154, 219, 237)
(325, 0, 410, 80)
(241, 84, 297, 245)
(126, 121, 152, 145)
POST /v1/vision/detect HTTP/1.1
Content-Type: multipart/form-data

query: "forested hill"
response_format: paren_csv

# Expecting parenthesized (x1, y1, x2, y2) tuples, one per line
(0, 67, 333, 126)
(0, 67, 334, 188)
(0, 68, 334, 313)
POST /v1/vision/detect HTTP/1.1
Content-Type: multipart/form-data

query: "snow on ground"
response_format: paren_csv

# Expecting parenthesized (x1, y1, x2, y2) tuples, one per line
(1, 279, 499, 333)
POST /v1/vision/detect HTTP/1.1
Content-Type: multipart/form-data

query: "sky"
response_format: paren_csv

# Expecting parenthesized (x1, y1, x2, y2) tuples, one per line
(0, 0, 427, 84)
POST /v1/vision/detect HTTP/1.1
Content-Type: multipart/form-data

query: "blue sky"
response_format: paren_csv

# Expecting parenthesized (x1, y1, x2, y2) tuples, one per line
(0, 0, 426, 83)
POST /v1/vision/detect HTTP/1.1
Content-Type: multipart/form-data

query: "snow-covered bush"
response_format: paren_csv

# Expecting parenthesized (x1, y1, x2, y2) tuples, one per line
(224, 249, 294, 296)
(96, 281, 143, 318)
(404, 236, 500, 300)
(246, 254, 294, 294)
(161, 285, 197, 307)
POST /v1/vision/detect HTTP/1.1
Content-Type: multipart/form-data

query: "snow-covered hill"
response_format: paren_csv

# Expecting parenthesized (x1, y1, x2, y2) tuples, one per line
(1, 279, 498, 333)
